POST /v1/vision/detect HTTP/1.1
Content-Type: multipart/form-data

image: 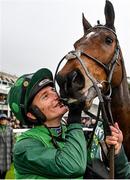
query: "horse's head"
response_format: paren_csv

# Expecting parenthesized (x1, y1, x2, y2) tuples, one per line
(56, 0, 123, 110)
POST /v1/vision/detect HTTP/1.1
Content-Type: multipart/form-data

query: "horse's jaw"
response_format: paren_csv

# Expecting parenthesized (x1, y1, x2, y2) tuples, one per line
(82, 86, 97, 110)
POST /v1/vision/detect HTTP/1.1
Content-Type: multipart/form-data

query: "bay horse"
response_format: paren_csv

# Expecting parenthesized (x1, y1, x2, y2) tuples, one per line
(56, 0, 130, 162)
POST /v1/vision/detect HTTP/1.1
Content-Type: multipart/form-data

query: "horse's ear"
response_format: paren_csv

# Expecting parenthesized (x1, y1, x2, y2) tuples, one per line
(82, 13, 92, 34)
(105, 0, 115, 31)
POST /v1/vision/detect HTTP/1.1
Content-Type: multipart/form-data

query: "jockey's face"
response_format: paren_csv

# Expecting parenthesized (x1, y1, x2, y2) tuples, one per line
(31, 86, 68, 125)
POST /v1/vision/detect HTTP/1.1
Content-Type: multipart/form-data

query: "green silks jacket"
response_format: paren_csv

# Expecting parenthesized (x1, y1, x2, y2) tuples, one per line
(13, 123, 87, 179)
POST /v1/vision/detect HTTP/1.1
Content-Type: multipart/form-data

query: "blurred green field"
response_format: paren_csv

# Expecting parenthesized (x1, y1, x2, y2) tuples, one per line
(5, 163, 15, 179)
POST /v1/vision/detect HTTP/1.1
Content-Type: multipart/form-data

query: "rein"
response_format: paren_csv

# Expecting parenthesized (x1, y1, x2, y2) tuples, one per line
(54, 25, 120, 179)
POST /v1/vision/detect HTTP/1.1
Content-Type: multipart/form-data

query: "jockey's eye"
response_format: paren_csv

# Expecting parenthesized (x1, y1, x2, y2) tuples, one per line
(41, 94, 48, 101)
(105, 36, 113, 45)
(51, 87, 56, 92)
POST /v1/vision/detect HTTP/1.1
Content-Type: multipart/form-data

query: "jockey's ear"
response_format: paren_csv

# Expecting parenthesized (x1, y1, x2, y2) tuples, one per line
(27, 112, 36, 120)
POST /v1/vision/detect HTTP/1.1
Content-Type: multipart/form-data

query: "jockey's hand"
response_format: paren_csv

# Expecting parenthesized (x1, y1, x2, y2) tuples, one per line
(105, 122, 123, 155)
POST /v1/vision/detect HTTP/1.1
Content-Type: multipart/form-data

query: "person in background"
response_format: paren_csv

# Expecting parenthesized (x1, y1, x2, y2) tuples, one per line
(0, 113, 13, 179)
(8, 68, 130, 179)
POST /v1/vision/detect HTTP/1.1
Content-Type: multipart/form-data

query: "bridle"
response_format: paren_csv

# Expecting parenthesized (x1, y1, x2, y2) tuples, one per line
(54, 25, 121, 178)
(54, 36, 120, 124)
(54, 25, 120, 105)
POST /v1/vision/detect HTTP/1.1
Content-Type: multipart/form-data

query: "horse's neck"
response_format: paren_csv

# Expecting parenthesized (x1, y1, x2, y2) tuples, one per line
(111, 54, 130, 108)
(111, 65, 130, 125)
(111, 65, 130, 160)
(112, 65, 130, 118)
(112, 75, 130, 108)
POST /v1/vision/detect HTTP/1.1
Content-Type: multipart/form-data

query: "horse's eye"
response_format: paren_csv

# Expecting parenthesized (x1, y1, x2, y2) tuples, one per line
(105, 36, 113, 45)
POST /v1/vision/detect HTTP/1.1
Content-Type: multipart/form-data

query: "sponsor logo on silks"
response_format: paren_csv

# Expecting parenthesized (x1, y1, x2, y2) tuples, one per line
(38, 79, 50, 86)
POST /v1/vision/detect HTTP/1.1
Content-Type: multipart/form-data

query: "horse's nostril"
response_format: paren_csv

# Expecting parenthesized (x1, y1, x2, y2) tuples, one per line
(68, 70, 85, 91)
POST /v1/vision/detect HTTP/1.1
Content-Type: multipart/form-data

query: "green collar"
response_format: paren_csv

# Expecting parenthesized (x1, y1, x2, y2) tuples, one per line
(16, 124, 67, 148)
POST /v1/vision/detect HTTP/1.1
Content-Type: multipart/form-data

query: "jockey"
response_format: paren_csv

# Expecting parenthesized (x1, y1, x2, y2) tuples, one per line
(8, 67, 130, 179)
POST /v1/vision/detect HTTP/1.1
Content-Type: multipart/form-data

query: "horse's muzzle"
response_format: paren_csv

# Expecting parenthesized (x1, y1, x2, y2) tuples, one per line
(56, 69, 98, 109)
(56, 69, 85, 100)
